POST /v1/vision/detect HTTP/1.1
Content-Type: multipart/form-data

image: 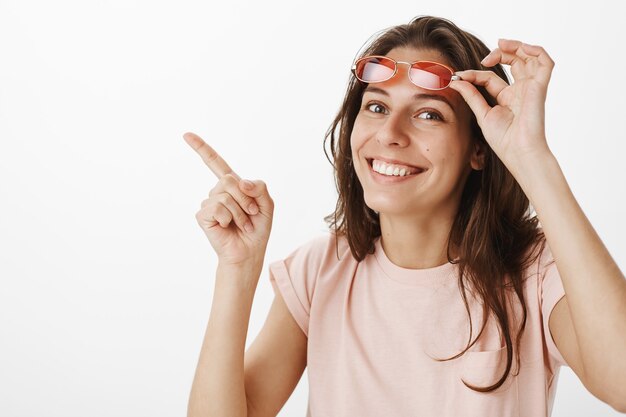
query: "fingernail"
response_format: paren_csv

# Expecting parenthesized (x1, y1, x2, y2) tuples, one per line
(244, 221, 254, 233)
(241, 179, 254, 190)
(248, 203, 259, 215)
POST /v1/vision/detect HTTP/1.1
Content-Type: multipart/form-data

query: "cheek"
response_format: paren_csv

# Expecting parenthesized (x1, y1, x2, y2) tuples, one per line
(351, 110, 378, 142)
(349, 126, 367, 161)
(350, 120, 366, 146)
(351, 148, 366, 176)
(429, 144, 463, 174)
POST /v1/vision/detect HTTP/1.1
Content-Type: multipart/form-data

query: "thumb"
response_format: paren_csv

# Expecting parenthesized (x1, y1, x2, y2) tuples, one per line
(239, 179, 273, 212)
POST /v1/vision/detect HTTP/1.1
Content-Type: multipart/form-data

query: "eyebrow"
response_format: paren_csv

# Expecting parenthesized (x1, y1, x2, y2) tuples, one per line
(363, 86, 455, 110)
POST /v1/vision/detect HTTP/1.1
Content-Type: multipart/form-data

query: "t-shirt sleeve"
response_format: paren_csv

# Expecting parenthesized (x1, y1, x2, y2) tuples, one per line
(268, 234, 333, 338)
(539, 243, 568, 371)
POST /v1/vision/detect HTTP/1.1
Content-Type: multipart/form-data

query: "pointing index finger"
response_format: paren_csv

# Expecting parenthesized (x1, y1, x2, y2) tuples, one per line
(183, 132, 241, 181)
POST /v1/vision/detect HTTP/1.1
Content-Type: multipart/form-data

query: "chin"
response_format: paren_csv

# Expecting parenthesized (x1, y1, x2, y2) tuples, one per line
(362, 193, 416, 216)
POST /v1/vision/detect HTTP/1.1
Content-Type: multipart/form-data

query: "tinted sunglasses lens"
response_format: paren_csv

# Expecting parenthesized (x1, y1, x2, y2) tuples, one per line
(354, 56, 395, 82)
(409, 62, 453, 89)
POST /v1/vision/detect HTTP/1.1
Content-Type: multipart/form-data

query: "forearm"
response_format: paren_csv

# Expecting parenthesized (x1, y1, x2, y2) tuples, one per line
(187, 262, 263, 417)
(514, 152, 626, 399)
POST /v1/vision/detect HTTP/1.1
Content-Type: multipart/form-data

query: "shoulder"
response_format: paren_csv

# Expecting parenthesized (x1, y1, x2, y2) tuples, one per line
(268, 232, 356, 313)
(516, 227, 556, 281)
(281, 231, 354, 272)
(517, 228, 563, 315)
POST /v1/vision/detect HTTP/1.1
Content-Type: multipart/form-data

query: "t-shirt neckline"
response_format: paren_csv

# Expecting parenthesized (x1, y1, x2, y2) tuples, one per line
(373, 236, 458, 286)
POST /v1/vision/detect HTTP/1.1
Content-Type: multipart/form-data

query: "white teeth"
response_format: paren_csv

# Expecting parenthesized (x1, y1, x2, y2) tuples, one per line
(371, 159, 419, 177)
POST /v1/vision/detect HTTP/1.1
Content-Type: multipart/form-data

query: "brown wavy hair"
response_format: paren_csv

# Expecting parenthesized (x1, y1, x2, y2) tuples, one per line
(323, 15, 548, 393)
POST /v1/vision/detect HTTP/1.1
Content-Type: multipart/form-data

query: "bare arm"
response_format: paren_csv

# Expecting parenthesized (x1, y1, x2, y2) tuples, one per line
(187, 262, 262, 417)
(519, 153, 626, 411)
(452, 41, 626, 412)
(183, 131, 275, 416)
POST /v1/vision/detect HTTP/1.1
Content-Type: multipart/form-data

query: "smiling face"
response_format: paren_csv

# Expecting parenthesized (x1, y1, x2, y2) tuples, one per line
(350, 46, 484, 219)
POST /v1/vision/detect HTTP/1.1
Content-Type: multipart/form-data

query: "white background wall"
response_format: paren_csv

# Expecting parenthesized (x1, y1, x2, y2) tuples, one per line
(1, 0, 625, 415)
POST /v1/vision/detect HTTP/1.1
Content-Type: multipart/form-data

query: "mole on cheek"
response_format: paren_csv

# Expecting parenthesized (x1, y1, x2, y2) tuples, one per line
(426, 148, 430, 152)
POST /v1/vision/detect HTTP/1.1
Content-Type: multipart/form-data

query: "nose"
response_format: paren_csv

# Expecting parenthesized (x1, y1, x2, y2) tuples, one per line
(373, 64, 415, 148)
(375, 107, 411, 148)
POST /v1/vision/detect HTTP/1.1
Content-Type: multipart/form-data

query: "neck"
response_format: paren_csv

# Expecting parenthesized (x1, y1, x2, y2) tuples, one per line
(378, 211, 458, 269)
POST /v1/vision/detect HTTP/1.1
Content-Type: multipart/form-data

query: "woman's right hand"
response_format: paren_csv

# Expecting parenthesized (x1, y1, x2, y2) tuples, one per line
(183, 132, 274, 267)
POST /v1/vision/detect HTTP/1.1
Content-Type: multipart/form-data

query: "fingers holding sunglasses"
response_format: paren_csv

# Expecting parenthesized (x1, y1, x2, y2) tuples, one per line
(448, 79, 493, 127)
(453, 70, 508, 101)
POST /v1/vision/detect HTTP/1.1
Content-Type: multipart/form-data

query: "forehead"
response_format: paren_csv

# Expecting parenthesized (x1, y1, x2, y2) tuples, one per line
(385, 46, 452, 68)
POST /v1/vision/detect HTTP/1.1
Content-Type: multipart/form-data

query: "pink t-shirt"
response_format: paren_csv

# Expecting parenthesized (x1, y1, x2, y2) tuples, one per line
(269, 232, 568, 417)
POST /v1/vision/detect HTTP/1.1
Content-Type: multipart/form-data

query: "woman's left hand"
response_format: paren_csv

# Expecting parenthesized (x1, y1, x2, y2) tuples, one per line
(448, 39, 555, 171)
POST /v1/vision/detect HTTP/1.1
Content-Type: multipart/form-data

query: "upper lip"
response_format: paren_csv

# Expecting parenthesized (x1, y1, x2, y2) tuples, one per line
(366, 156, 426, 170)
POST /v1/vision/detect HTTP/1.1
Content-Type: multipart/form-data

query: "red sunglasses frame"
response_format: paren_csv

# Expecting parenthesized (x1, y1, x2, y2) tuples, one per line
(351, 55, 461, 91)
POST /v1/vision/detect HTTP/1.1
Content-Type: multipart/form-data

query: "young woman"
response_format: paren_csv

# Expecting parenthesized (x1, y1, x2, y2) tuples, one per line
(184, 15, 626, 417)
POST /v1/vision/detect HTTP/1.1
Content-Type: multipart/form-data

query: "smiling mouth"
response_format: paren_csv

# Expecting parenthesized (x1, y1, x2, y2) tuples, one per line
(366, 158, 426, 177)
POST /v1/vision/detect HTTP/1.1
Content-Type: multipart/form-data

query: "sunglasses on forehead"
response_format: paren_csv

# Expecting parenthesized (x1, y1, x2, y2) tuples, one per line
(351, 55, 461, 91)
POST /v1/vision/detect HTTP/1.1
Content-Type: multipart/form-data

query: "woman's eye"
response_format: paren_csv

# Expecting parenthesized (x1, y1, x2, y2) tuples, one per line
(365, 102, 387, 114)
(364, 102, 443, 122)
(416, 110, 443, 121)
